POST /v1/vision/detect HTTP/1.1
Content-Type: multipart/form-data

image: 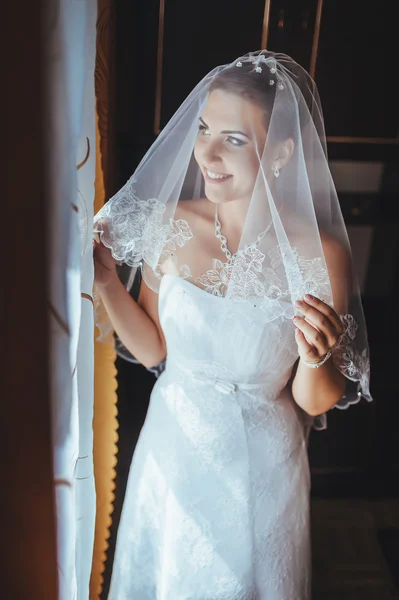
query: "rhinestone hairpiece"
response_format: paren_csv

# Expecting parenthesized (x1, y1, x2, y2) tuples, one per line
(235, 52, 285, 89)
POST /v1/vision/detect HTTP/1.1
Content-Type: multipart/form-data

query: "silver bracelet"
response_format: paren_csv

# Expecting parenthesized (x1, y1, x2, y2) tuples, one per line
(302, 349, 332, 369)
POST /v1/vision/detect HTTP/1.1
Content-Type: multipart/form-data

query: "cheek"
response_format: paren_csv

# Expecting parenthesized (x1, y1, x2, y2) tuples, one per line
(234, 152, 259, 188)
(193, 136, 213, 166)
(193, 138, 201, 164)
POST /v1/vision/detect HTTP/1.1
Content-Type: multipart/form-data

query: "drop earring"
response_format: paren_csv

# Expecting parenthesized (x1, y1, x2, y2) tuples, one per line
(273, 165, 280, 178)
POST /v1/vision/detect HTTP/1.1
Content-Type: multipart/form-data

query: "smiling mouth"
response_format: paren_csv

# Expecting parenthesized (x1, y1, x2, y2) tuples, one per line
(204, 168, 232, 183)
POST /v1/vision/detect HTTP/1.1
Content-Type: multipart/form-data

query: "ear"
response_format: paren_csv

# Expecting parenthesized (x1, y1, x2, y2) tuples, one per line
(274, 138, 295, 169)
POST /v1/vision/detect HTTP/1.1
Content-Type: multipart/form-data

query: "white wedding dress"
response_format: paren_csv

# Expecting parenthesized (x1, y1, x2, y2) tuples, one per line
(108, 273, 312, 600)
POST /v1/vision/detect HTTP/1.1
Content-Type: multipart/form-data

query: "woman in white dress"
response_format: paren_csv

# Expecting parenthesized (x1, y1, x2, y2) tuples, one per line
(93, 51, 372, 599)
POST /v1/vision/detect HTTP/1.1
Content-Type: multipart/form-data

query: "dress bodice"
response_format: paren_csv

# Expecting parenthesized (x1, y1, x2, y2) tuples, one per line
(159, 274, 299, 400)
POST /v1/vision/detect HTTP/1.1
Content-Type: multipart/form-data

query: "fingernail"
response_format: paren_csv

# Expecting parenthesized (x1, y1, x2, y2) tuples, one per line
(304, 294, 313, 301)
(295, 300, 303, 307)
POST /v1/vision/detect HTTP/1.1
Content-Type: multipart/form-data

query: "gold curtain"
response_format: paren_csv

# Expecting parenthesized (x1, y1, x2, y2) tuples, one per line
(90, 1, 118, 597)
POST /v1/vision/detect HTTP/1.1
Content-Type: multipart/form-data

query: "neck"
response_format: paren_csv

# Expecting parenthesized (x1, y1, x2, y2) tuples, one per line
(214, 198, 250, 237)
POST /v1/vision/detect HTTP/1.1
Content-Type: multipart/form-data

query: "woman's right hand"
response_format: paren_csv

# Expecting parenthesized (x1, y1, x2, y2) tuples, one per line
(93, 239, 118, 289)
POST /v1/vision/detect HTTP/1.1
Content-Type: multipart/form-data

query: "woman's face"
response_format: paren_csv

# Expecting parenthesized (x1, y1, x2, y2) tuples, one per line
(194, 89, 268, 205)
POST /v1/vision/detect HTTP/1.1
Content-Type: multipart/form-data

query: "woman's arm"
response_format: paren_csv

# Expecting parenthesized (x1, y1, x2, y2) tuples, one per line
(94, 242, 166, 369)
(291, 344, 347, 416)
(291, 236, 351, 416)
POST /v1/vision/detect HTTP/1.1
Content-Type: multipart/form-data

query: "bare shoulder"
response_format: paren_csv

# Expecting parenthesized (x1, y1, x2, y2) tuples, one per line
(285, 210, 351, 274)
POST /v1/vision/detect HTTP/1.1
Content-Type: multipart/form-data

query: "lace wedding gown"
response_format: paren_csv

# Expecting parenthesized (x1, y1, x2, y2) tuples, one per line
(108, 271, 313, 600)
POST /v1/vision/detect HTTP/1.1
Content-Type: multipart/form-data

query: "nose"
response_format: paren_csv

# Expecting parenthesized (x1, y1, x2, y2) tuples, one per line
(201, 140, 223, 165)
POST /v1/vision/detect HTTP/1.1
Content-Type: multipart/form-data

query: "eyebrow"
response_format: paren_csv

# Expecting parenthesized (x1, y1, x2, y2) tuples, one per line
(199, 117, 250, 139)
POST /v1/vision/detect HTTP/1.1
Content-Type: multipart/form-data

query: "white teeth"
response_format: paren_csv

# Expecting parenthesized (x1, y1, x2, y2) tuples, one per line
(206, 169, 229, 180)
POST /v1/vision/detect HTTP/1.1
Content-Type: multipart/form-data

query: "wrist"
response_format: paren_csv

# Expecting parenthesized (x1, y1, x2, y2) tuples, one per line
(94, 271, 120, 294)
(301, 349, 332, 369)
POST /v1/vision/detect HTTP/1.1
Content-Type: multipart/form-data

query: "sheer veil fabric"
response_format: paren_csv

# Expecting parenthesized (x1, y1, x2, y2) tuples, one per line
(94, 50, 372, 430)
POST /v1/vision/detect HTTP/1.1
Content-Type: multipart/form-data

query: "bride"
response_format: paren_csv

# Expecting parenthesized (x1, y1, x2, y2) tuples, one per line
(93, 50, 371, 599)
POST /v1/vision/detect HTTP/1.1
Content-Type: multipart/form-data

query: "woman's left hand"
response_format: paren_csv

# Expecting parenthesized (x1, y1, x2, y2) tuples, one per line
(293, 294, 344, 365)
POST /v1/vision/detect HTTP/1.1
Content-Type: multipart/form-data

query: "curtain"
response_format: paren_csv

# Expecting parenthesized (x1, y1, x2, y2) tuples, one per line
(47, 1, 98, 598)
(90, 106, 119, 600)
(90, 2, 119, 596)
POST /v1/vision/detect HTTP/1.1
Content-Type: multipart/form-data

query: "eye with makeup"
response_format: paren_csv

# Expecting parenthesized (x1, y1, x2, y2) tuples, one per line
(226, 134, 248, 147)
(198, 123, 211, 136)
(198, 121, 249, 147)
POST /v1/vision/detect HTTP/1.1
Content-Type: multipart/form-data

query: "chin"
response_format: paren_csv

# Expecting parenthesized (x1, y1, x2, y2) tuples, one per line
(204, 186, 232, 205)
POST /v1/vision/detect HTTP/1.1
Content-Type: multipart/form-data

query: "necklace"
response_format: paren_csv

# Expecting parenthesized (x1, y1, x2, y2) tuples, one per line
(214, 204, 281, 264)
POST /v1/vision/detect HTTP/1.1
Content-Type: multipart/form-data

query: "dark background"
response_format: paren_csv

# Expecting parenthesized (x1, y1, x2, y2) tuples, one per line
(100, 0, 399, 596)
